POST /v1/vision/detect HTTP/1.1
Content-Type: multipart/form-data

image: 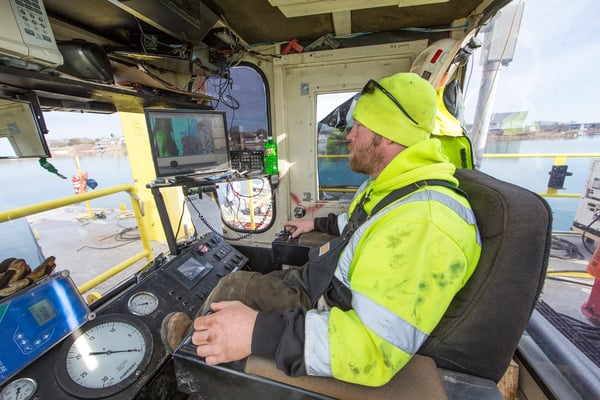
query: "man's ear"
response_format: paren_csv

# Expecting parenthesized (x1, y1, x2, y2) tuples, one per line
(385, 138, 405, 150)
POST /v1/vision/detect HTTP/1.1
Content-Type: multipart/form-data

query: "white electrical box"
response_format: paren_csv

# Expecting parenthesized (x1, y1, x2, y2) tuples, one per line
(573, 158, 600, 237)
(0, 0, 63, 67)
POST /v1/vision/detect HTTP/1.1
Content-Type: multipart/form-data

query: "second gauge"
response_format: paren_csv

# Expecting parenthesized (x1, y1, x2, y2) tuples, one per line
(127, 291, 159, 316)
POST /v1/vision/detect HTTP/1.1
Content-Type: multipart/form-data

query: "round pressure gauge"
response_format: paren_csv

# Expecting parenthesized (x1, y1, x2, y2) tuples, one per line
(0, 377, 37, 400)
(55, 315, 153, 399)
(127, 291, 159, 316)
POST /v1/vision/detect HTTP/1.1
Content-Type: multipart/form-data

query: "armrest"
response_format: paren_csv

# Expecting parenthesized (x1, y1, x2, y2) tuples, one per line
(244, 354, 448, 400)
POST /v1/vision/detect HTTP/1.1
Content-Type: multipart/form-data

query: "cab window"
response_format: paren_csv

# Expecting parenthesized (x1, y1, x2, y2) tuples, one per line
(205, 65, 274, 232)
(316, 92, 363, 201)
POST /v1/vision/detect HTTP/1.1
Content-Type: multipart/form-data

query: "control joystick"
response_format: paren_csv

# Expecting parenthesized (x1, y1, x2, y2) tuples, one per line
(277, 229, 292, 240)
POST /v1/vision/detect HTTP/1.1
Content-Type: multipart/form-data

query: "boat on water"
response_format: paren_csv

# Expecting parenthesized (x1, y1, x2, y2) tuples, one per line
(0, 0, 599, 399)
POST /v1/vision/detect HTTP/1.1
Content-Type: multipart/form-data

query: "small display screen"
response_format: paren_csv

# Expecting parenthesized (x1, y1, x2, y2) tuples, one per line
(29, 299, 56, 326)
(177, 256, 212, 281)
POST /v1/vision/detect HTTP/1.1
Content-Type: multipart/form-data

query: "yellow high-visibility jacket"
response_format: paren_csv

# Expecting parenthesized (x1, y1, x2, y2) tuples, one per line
(304, 138, 481, 386)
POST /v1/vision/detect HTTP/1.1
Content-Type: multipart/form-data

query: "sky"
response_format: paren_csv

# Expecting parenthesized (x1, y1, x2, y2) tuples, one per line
(463, 0, 600, 124)
(40, 0, 599, 140)
(43, 111, 124, 140)
(318, 0, 600, 126)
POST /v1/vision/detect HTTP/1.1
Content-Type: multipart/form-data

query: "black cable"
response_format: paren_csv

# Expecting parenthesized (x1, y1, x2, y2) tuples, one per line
(185, 193, 251, 241)
(205, 72, 240, 111)
(77, 241, 136, 251)
(546, 276, 593, 288)
(77, 228, 139, 251)
(226, 176, 268, 198)
(116, 227, 140, 241)
(218, 178, 274, 232)
(115, 218, 141, 241)
(551, 235, 585, 259)
(190, 178, 275, 234)
(581, 213, 600, 254)
(548, 269, 594, 274)
(134, 17, 188, 59)
(462, 25, 483, 99)
(174, 198, 187, 240)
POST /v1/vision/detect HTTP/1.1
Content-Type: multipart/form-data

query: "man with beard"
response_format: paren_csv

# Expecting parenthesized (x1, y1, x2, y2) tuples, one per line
(165, 72, 481, 387)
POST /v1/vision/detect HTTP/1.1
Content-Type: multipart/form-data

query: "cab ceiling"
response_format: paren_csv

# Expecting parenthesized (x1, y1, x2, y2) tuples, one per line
(2, 0, 508, 113)
(42, 0, 504, 48)
(215, 0, 492, 44)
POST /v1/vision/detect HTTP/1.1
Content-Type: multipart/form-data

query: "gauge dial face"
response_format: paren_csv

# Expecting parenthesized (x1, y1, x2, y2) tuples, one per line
(55, 315, 153, 399)
(0, 378, 37, 400)
(127, 291, 159, 316)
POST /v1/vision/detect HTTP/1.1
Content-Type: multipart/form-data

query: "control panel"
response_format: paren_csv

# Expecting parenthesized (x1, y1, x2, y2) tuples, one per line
(163, 233, 248, 306)
(573, 158, 600, 237)
(230, 150, 265, 173)
(0, 232, 248, 399)
(0, 0, 63, 66)
(0, 271, 89, 385)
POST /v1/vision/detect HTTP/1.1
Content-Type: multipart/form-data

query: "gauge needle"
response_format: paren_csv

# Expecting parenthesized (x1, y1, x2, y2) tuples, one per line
(88, 349, 142, 355)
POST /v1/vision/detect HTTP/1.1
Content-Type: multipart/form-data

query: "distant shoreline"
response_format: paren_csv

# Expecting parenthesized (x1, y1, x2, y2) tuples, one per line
(46, 131, 598, 157)
(49, 143, 127, 157)
(486, 131, 599, 141)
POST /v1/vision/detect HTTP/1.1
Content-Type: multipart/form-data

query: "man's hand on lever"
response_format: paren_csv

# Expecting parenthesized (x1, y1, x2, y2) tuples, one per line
(283, 218, 315, 239)
(192, 301, 258, 365)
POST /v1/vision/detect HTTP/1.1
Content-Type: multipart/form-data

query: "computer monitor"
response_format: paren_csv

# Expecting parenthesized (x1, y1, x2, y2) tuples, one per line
(0, 92, 51, 159)
(145, 108, 231, 178)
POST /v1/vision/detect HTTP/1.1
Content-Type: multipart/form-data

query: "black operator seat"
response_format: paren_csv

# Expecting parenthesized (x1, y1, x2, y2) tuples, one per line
(417, 168, 552, 381)
(241, 168, 552, 399)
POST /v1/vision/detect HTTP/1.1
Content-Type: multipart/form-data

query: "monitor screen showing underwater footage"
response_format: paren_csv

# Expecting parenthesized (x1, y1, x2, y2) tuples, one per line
(145, 108, 230, 178)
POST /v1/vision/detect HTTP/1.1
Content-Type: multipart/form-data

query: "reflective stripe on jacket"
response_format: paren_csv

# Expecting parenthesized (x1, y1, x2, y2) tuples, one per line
(304, 138, 481, 386)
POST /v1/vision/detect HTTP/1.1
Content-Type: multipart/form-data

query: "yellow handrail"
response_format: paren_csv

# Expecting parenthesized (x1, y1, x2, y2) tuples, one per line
(483, 153, 600, 158)
(320, 152, 600, 160)
(0, 184, 154, 294)
(318, 152, 600, 199)
(483, 153, 600, 198)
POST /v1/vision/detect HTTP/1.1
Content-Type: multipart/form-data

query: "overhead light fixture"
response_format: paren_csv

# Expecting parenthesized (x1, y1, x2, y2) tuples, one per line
(268, 0, 449, 18)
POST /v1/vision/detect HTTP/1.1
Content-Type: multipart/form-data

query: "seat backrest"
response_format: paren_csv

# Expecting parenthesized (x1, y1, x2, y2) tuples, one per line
(418, 168, 553, 382)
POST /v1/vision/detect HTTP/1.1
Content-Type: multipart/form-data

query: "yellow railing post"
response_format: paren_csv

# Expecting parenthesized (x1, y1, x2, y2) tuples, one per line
(0, 184, 154, 294)
(545, 155, 568, 197)
(247, 179, 256, 230)
(74, 155, 93, 217)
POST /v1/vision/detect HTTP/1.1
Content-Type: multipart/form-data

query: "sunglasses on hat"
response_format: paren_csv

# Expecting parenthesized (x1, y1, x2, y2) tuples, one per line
(361, 79, 419, 126)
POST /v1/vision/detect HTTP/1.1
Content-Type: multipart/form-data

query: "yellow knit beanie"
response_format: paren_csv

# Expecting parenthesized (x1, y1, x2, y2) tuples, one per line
(352, 72, 437, 147)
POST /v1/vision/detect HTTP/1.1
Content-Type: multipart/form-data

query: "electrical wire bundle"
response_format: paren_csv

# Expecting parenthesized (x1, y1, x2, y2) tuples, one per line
(77, 217, 141, 251)
(581, 212, 600, 254)
(551, 235, 585, 260)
